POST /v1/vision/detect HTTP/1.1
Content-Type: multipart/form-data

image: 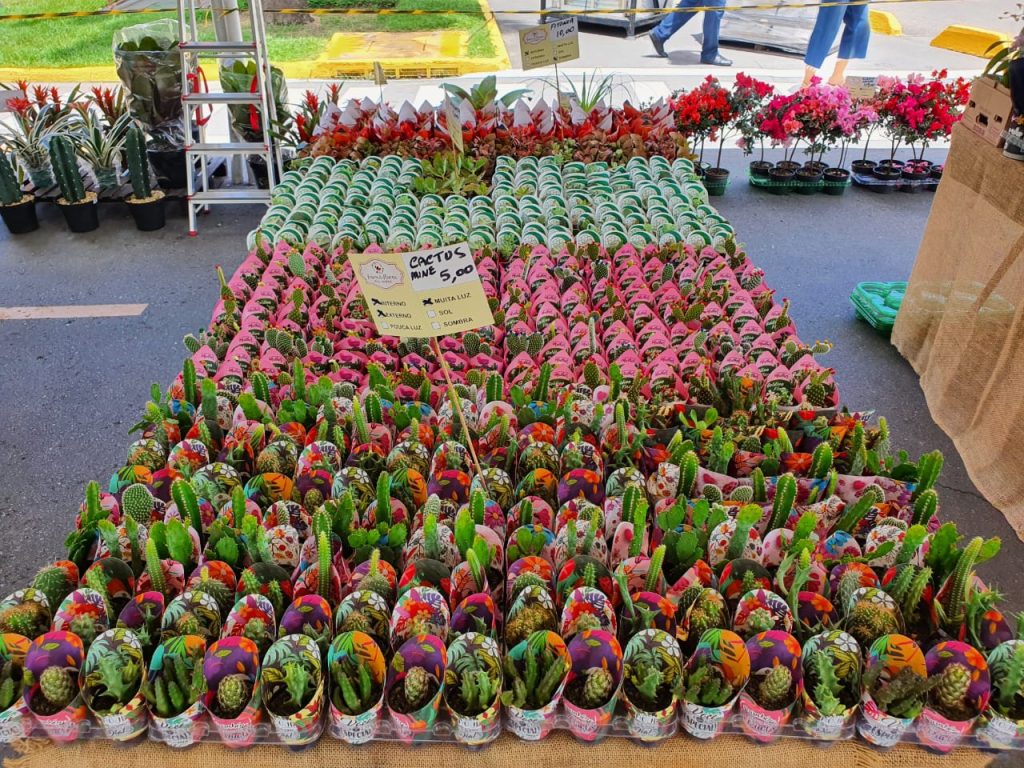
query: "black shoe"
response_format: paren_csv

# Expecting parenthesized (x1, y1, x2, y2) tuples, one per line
(651, 35, 668, 58)
(700, 53, 732, 66)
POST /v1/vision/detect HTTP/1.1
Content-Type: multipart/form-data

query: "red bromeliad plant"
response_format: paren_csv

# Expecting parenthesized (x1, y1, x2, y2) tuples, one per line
(874, 69, 970, 160)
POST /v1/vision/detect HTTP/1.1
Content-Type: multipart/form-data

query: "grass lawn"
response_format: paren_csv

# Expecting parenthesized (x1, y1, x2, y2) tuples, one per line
(0, 0, 496, 69)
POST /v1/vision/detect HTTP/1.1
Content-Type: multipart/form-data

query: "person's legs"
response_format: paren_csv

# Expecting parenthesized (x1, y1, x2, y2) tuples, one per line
(700, 0, 727, 62)
(803, 3, 845, 83)
(827, 5, 869, 85)
(651, 0, 698, 45)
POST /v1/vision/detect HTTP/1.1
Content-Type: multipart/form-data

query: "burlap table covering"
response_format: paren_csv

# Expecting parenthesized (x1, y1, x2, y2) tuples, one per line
(892, 123, 1024, 539)
(1, 731, 1002, 768)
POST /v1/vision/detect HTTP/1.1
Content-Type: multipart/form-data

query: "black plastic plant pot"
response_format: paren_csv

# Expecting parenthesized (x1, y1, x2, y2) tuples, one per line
(775, 160, 801, 173)
(877, 159, 905, 171)
(148, 149, 188, 189)
(126, 193, 166, 231)
(803, 161, 827, 174)
(851, 159, 876, 175)
(59, 199, 99, 233)
(248, 156, 270, 189)
(793, 168, 822, 195)
(872, 166, 902, 182)
(822, 168, 850, 196)
(901, 168, 930, 182)
(749, 160, 772, 178)
(0, 197, 39, 234)
(930, 165, 944, 180)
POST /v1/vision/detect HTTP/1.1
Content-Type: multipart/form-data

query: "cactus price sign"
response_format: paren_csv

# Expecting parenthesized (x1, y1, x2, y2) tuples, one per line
(349, 243, 494, 339)
(518, 17, 580, 71)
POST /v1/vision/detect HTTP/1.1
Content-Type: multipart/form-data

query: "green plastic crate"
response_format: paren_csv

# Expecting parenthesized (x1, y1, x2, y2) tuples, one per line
(850, 281, 906, 335)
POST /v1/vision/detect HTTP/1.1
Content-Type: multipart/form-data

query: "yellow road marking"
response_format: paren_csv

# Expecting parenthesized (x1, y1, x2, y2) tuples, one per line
(0, 304, 147, 320)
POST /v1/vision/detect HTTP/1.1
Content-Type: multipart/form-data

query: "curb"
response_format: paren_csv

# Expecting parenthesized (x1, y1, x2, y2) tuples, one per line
(868, 9, 901, 37)
(931, 25, 1010, 58)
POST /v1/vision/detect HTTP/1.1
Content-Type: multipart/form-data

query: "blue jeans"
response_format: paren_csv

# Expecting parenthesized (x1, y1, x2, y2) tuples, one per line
(804, 2, 870, 68)
(650, 0, 724, 61)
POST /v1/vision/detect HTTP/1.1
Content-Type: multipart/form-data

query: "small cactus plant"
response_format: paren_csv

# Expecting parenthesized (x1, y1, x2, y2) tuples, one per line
(142, 648, 205, 719)
(124, 124, 154, 201)
(49, 135, 89, 205)
(82, 648, 142, 715)
(864, 665, 932, 719)
(214, 673, 252, 720)
(330, 655, 380, 716)
(624, 657, 670, 712)
(681, 660, 735, 707)
(806, 650, 851, 717)
(845, 601, 900, 648)
(0, 151, 26, 207)
(990, 643, 1024, 720)
(390, 665, 438, 713)
(36, 666, 77, 713)
(501, 636, 568, 711)
(0, 657, 23, 712)
(450, 668, 498, 716)
(928, 662, 974, 721)
(568, 666, 616, 710)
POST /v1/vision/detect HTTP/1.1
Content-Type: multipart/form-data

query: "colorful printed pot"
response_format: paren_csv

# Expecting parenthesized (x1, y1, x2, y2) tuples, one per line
(560, 586, 616, 639)
(857, 634, 926, 747)
(385, 634, 447, 744)
(0, 634, 31, 742)
(23, 631, 88, 742)
(739, 630, 803, 742)
(800, 630, 861, 740)
(680, 628, 750, 739)
(731, 589, 793, 639)
(976, 640, 1024, 748)
(146, 636, 207, 748)
(443, 632, 502, 745)
(563, 629, 623, 742)
(503, 631, 570, 741)
(262, 634, 325, 746)
(622, 629, 683, 741)
(204, 636, 263, 747)
(327, 631, 386, 744)
(335, 590, 390, 649)
(80, 628, 148, 740)
(916, 640, 990, 753)
(390, 587, 450, 647)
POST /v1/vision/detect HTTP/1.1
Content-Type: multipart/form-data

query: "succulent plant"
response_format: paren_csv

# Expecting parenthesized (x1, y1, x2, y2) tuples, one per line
(215, 673, 252, 719)
(806, 650, 850, 717)
(36, 666, 76, 713)
(501, 639, 568, 711)
(928, 662, 973, 721)
(863, 663, 932, 719)
(991, 644, 1024, 720)
(125, 124, 153, 201)
(392, 665, 437, 713)
(846, 601, 900, 649)
(624, 655, 669, 711)
(30, 565, 75, 616)
(0, 600, 50, 638)
(84, 649, 142, 714)
(331, 656, 379, 716)
(567, 666, 615, 710)
(142, 649, 205, 719)
(451, 668, 498, 716)
(682, 661, 734, 707)
(49, 134, 88, 205)
(506, 600, 557, 648)
(750, 665, 793, 710)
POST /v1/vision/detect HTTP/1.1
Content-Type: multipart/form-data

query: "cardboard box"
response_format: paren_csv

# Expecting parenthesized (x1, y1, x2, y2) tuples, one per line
(961, 77, 1014, 147)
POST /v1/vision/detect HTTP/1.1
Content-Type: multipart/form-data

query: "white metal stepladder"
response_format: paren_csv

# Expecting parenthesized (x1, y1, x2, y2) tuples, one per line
(176, 0, 279, 235)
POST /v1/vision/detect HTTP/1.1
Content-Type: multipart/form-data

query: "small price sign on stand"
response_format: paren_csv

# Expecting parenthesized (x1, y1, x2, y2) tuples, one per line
(350, 243, 493, 482)
(349, 243, 494, 338)
(518, 17, 580, 71)
(845, 76, 878, 101)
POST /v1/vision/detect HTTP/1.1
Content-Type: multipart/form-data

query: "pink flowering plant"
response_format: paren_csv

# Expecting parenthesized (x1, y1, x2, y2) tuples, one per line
(875, 69, 970, 159)
(731, 72, 775, 163)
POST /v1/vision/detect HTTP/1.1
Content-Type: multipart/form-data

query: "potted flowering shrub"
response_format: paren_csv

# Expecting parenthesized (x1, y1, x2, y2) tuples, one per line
(732, 73, 776, 179)
(0, 85, 78, 190)
(671, 76, 736, 193)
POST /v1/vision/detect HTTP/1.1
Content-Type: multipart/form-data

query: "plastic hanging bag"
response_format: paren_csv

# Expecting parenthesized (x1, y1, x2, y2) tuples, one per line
(113, 19, 184, 152)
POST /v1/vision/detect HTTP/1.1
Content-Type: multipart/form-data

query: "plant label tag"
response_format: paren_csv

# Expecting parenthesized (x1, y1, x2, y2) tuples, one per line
(372, 62, 387, 86)
(443, 97, 464, 155)
(350, 243, 494, 338)
(518, 18, 579, 71)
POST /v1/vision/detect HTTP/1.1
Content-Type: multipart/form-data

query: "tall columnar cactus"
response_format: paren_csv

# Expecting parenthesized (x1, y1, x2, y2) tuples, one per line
(125, 125, 151, 200)
(0, 152, 23, 206)
(679, 451, 699, 498)
(49, 135, 86, 204)
(912, 450, 944, 501)
(912, 489, 938, 527)
(768, 473, 797, 531)
(171, 479, 203, 540)
(751, 467, 767, 503)
(810, 443, 833, 479)
(317, 530, 331, 600)
(940, 536, 984, 631)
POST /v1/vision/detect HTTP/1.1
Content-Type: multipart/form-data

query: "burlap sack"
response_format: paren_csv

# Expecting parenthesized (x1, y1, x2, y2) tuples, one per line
(892, 123, 1024, 539)
(1, 731, 1000, 768)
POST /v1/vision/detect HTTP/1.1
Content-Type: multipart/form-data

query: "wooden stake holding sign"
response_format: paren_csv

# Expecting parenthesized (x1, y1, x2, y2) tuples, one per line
(349, 243, 494, 483)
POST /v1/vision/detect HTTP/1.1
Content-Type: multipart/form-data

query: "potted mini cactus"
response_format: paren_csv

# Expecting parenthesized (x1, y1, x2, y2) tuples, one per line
(916, 640, 991, 752)
(0, 151, 37, 235)
(390, 586, 450, 647)
(280, 594, 333, 658)
(976, 640, 1024, 749)
(80, 628, 147, 740)
(443, 632, 503, 745)
(501, 630, 570, 741)
(800, 630, 862, 739)
(335, 590, 390, 650)
(739, 630, 803, 742)
(505, 584, 558, 648)
(562, 629, 623, 742)
(385, 634, 447, 744)
(115, 591, 165, 660)
(204, 636, 263, 748)
(22, 631, 88, 742)
(261, 634, 325, 746)
(857, 633, 930, 747)
(123, 124, 164, 230)
(143, 635, 207, 748)
(679, 628, 751, 739)
(0, 634, 31, 742)
(621, 628, 684, 742)
(161, 590, 221, 644)
(844, 587, 904, 650)
(0, 589, 51, 640)
(49, 134, 99, 233)
(327, 630, 386, 744)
